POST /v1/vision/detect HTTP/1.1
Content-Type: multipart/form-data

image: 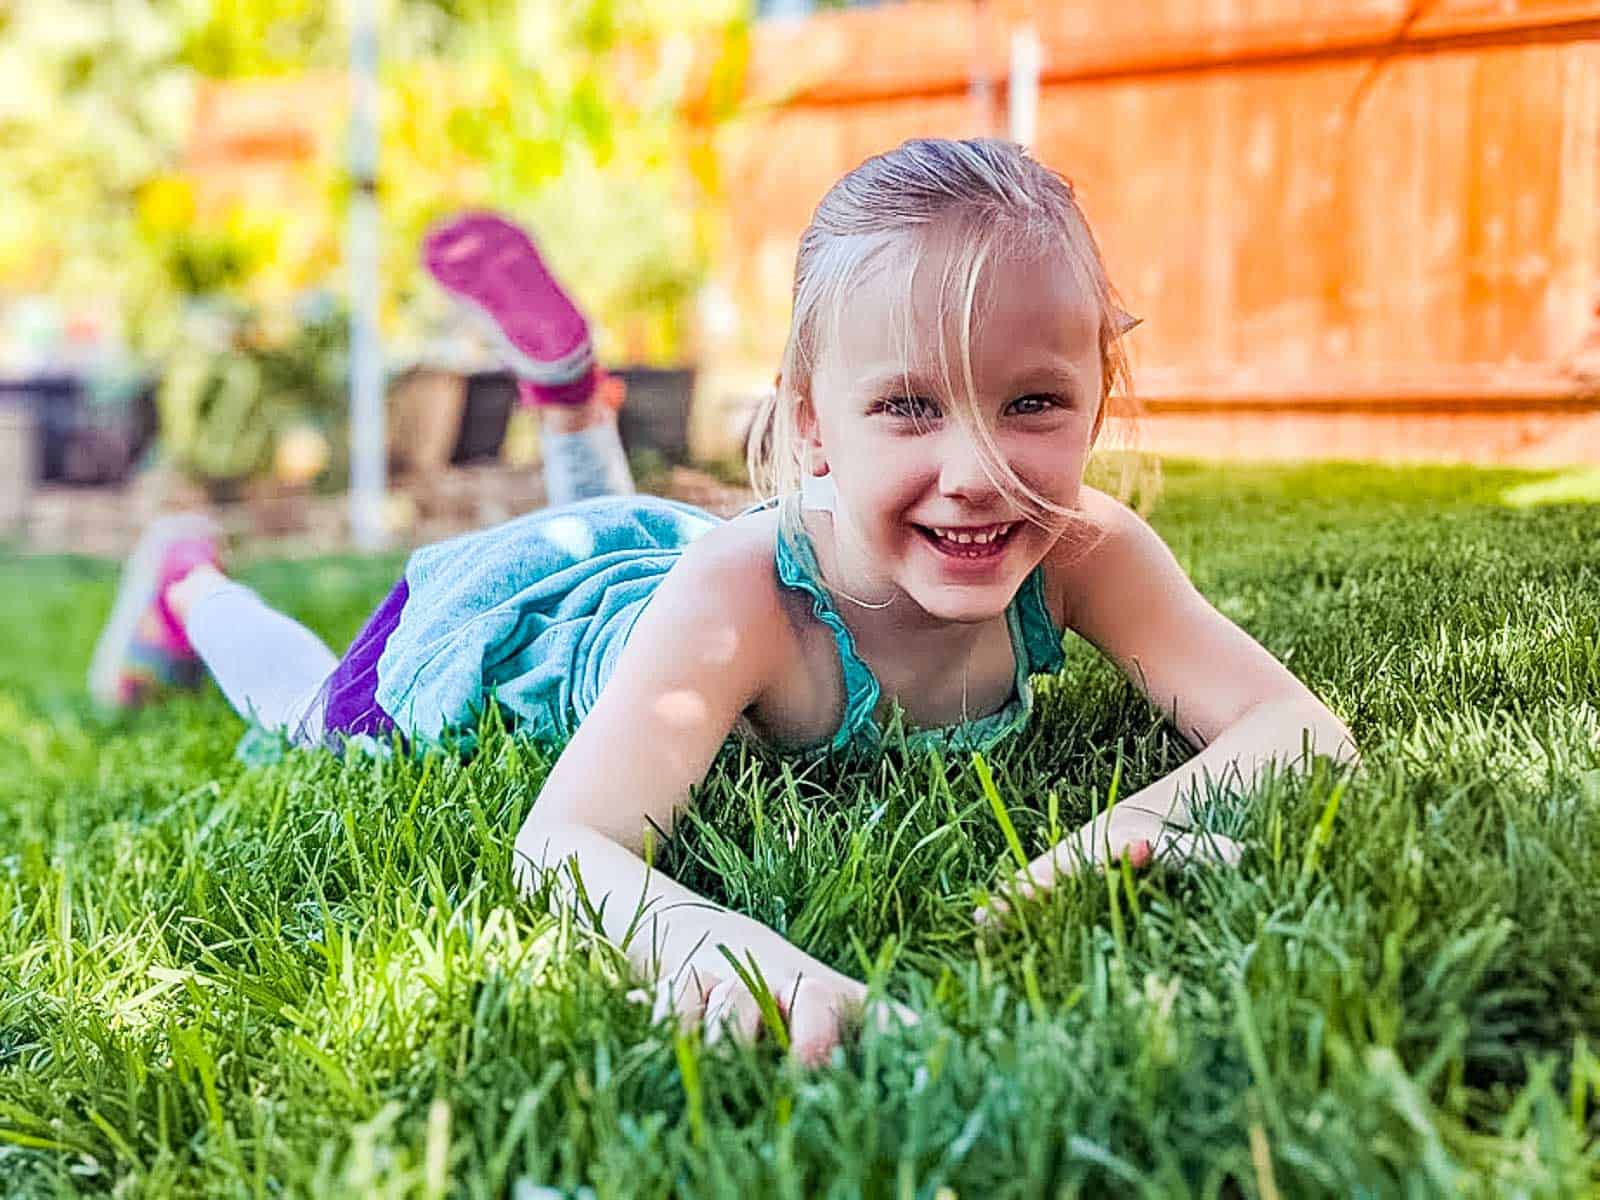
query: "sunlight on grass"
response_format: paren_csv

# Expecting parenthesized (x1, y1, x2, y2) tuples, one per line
(1498, 466, 1600, 507)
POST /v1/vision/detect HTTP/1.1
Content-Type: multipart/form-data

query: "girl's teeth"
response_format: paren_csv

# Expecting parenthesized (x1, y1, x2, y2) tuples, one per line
(931, 524, 1012, 545)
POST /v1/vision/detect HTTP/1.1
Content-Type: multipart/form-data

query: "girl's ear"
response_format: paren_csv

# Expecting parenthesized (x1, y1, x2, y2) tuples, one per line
(797, 387, 830, 477)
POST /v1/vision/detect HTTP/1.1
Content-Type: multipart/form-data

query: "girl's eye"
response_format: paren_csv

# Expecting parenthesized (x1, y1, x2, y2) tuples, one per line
(874, 394, 941, 421)
(1009, 393, 1066, 415)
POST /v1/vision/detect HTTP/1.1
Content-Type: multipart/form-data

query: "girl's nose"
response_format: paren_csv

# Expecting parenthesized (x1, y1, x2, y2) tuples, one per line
(937, 428, 1001, 500)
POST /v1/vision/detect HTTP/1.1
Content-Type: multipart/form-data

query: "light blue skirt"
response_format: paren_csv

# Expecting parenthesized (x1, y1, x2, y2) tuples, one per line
(370, 495, 721, 746)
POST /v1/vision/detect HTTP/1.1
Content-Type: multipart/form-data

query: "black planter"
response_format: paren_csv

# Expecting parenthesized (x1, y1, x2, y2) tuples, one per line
(0, 372, 158, 485)
(613, 366, 696, 463)
(450, 370, 516, 465)
(448, 366, 697, 465)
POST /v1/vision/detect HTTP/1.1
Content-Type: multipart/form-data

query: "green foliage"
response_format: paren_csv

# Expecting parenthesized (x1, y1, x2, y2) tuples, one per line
(0, 461, 1596, 1195)
(0, 0, 196, 347)
(156, 303, 350, 488)
(384, 1, 749, 364)
(1, 0, 749, 364)
(179, 0, 344, 76)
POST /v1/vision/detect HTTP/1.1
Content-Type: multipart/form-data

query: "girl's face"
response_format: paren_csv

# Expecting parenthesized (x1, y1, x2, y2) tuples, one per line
(804, 233, 1104, 625)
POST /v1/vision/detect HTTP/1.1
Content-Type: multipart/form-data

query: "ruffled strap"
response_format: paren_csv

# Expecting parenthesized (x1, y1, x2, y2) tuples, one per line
(899, 567, 1058, 755)
(1014, 565, 1067, 676)
(773, 517, 883, 755)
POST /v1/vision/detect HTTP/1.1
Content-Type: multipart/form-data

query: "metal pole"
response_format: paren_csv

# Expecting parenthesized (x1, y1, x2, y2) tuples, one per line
(1008, 24, 1040, 148)
(969, 0, 996, 137)
(348, 0, 387, 550)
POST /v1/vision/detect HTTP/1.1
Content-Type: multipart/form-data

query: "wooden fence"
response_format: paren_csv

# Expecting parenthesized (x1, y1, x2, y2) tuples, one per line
(698, 0, 1600, 464)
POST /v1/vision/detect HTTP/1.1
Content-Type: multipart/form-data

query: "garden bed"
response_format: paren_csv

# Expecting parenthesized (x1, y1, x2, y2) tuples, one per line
(19, 461, 755, 559)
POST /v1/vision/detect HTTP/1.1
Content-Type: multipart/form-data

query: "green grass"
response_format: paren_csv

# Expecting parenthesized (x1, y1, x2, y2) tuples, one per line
(1, 460, 1597, 1197)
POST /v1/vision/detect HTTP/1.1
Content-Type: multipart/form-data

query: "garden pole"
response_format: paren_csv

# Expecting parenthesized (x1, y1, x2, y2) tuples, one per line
(348, 0, 387, 550)
(1008, 25, 1040, 149)
(969, 0, 997, 136)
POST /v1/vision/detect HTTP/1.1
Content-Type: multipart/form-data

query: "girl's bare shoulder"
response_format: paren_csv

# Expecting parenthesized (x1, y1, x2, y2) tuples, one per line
(666, 507, 812, 649)
(1038, 486, 1182, 631)
(674, 505, 778, 585)
(604, 507, 800, 719)
(668, 506, 846, 748)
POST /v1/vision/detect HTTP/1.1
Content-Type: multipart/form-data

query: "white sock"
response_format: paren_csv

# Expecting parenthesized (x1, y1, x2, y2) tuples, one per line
(543, 420, 636, 506)
(184, 583, 338, 739)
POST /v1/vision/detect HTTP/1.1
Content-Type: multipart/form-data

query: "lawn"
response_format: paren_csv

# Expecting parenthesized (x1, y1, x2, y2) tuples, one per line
(1, 460, 1597, 1198)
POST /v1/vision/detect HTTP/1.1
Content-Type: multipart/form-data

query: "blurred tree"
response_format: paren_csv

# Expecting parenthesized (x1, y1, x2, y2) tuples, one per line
(0, 0, 748, 364)
(0, 0, 198, 350)
(179, 0, 344, 74)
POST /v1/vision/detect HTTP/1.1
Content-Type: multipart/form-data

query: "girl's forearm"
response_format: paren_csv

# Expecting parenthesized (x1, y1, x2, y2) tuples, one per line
(514, 820, 861, 993)
(1119, 697, 1357, 827)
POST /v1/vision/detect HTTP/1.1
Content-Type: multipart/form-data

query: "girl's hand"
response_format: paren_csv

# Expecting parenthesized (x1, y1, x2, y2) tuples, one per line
(632, 968, 914, 1067)
(975, 805, 1243, 926)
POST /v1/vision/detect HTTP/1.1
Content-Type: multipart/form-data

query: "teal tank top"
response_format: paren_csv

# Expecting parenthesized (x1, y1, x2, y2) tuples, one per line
(371, 493, 1066, 755)
(773, 511, 1066, 757)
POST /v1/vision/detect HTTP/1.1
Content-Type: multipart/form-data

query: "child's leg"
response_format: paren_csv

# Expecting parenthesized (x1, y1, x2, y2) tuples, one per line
(167, 565, 338, 738)
(89, 516, 336, 743)
(538, 373, 635, 506)
(89, 513, 221, 710)
(421, 212, 636, 506)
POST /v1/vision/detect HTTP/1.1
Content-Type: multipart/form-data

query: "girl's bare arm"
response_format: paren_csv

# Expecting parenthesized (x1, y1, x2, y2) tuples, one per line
(1060, 489, 1356, 766)
(992, 490, 1357, 902)
(513, 529, 867, 1058)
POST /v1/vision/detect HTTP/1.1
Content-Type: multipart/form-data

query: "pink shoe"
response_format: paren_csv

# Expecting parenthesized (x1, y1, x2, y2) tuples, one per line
(421, 211, 600, 407)
(88, 514, 221, 709)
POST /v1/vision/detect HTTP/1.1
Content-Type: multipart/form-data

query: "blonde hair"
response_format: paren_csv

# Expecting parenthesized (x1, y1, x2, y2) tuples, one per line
(746, 137, 1147, 531)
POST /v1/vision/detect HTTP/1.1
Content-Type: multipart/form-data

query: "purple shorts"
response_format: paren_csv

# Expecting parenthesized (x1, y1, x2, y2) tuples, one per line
(320, 578, 408, 738)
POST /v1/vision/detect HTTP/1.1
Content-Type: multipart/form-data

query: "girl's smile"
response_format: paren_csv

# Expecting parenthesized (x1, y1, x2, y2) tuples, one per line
(914, 521, 1020, 578)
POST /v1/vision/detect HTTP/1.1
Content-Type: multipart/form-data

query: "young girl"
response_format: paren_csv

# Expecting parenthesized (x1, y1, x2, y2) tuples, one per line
(90, 139, 1355, 1065)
